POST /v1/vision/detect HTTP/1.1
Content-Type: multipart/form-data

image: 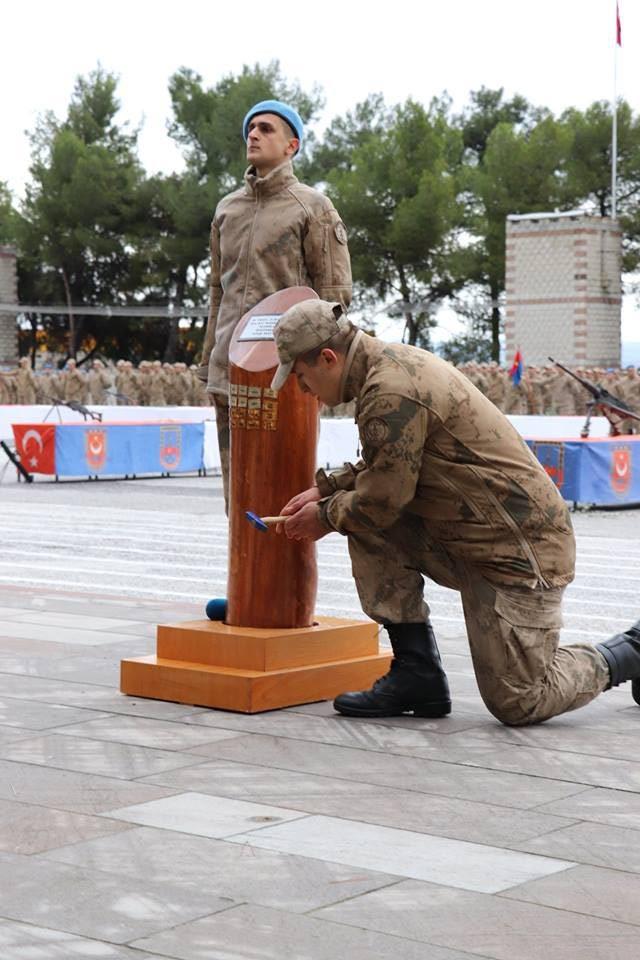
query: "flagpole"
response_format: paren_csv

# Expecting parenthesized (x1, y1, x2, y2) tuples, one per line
(612, 1, 620, 220)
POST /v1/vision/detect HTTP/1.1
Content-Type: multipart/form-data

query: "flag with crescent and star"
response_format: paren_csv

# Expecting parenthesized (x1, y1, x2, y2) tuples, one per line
(13, 424, 56, 473)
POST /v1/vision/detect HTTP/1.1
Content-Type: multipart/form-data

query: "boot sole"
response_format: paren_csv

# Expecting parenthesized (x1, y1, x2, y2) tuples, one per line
(334, 700, 452, 719)
(633, 679, 640, 707)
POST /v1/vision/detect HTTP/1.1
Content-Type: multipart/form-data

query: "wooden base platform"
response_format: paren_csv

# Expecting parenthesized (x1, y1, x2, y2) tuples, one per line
(120, 616, 391, 713)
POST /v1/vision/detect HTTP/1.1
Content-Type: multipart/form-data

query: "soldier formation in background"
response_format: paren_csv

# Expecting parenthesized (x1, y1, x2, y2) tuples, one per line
(459, 362, 640, 430)
(0, 358, 211, 407)
(0, 356, 638, 430)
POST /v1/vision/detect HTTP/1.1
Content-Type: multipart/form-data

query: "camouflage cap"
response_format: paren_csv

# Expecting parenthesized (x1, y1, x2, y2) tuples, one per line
(271, 300, 348, 391)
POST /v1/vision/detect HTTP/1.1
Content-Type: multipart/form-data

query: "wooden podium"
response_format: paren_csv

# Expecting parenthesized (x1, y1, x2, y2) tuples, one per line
(121, 288, 390, 712)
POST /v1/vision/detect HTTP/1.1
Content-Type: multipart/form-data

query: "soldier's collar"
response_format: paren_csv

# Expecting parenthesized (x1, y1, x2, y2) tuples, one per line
(339, 330, 366, 404)
(244, 160, 297, 197)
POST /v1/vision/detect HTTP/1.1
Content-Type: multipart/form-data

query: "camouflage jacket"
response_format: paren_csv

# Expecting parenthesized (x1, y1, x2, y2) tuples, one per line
(200, 160, 352, 396)
(62, 370, 88, 403)
(316, 335, 576, 589)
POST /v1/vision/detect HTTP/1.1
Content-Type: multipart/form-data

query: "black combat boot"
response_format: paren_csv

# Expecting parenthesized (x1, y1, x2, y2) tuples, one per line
(596, 619, 640, 702)
(333, 622, 451, 718)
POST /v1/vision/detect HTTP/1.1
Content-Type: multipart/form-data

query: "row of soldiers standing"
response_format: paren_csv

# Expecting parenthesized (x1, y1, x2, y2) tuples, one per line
(459, 362, 640, 422)
(2, 356, 639, 427)
(0, 358, 211, 407)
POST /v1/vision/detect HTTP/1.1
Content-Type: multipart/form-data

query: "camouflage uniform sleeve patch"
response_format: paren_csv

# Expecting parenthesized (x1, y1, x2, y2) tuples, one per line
(362, 417, 390, 446)
(334, 221, 348, 245)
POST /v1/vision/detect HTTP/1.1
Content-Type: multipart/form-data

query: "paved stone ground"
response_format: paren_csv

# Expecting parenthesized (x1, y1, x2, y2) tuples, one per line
(0, 474, 639, 958)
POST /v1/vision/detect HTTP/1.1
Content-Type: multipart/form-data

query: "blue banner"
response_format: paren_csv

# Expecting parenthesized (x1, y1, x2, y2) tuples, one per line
(54, 422, 204, 477)
(527, 437, 640, 505)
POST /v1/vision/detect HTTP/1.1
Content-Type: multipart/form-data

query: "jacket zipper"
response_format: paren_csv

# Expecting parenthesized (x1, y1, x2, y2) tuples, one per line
(241, 188, 260, 314)
(466, 468, 551, 588)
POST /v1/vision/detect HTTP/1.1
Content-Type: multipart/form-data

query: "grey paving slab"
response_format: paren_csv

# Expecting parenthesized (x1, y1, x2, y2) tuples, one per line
(184, 709, 481, 745)
(0, 726, 35, 748)
(225, 780, 578, 845)
(0, 759, 179, 814)
(2, 610, 143, 631)
(55, 714, 246, 750)
(139, 757, 395, 803)
(0, 672, 209, 719)
(177, 732, 589, 808)
(0, 480, 638, 957)
(407, 731, 640, 792)
(103, 791, 308, 838)
(514, 820, 640, 873)
(0, 620, 145, 646)
(0, 652, 119, 685)
(501, 863, 640, 925)
(451, 721, 640, 763)
(43, 824, 398, 913)
(0, 732, 208, 779)
(0, 850, 234, 944)
(285, 696, 489, 730)
(0, 920, 162, 960)
(316, 878, 638, 959)
(535, 785, 640, 829)
(229, 814, 574, 894)
(145, 753, 578, 846)
(131, 902, 476, 960)
(0, 797, 131, 854)
(0, 634, 90, 658)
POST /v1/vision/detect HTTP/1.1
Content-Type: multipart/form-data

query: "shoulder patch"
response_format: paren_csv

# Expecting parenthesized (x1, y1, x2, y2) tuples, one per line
(362, 417, 390, 446)
(334, 221, 348, 245)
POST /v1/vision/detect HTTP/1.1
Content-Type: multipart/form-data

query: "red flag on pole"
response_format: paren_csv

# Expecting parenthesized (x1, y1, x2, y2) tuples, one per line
(616, 2, 622, 46)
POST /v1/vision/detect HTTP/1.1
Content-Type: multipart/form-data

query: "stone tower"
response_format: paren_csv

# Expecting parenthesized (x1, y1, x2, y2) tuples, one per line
(0, 245, 18, 366)
(504, 212, 622, 367)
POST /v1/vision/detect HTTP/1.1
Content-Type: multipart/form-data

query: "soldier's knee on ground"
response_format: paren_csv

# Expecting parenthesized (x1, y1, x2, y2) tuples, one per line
(482, 694, 539, 727)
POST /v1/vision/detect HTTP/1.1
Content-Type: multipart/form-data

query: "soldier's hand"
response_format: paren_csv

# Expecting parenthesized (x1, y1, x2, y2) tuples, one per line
(279, 486, 321, 516)
(196, 363, 209, 384)
(282, 502, 329, 542)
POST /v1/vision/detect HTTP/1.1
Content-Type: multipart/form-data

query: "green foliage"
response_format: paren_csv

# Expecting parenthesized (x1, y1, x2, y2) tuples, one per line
(168, 61, 323, 191)
(319, 97, 464, 347)
(560, 101, 640, 271)
(18, 67, 146, 358)
(458, 89, 571, 359)
(0, 182, 19, 245)
(8, 67, 640, 365)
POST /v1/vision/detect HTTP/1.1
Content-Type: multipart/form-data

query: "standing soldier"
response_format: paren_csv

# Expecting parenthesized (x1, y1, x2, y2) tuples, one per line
(15, 357, 38, 405)
(188, 364, 210, 406)
(115, 360, 130, 404)
(485, 363, 506, 411)
(163, 363, 182, 406)
(148, 360, 167, 406)
(87, 359, 112, 404)
(61, 359, 88, 404)
(616, 367, 640, 434)
(196, 98, 352, 509)
(0, 370, 15, 404)
(175, 362, 191, 405)
(136, 361, 152, 406)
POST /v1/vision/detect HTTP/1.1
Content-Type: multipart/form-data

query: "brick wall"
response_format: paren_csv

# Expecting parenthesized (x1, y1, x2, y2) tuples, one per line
(505, 215, 622, 366)
(0, 245, 18, 365)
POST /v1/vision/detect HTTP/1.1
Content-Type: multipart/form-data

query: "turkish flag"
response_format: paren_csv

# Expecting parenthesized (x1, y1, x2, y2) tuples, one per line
(12, 424, 56, 474)
(617, 2, 622, 46)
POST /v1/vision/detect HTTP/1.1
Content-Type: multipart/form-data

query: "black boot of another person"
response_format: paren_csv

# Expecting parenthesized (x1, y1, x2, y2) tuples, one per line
(333, 621, 451, 718)
(596, 619, 640, 703)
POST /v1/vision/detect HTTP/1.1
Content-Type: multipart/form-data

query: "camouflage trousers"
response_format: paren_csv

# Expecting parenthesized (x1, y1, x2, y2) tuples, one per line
(347, 517, 609, 726)
(212, 393, 230, 514)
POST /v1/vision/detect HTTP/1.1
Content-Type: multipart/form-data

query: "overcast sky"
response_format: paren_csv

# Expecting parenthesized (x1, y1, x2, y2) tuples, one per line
(3, 0, 636, 192)
(2, 0, 638, 346)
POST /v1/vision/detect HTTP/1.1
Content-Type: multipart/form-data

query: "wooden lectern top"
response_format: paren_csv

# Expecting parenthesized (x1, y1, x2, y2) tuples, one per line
(229, 287, 319, 373)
